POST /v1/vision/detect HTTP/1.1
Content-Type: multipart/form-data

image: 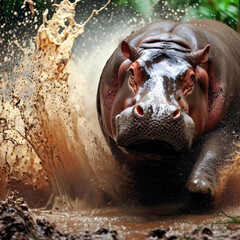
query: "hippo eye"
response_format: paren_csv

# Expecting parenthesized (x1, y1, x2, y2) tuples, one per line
(128, 68, 138, 93)
(190, 73, 195, 81)
(129, 68, 134, 78)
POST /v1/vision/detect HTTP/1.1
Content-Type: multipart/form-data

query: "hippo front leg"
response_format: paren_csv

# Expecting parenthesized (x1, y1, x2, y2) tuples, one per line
(186, 129, 232, 197)
(186, 149, 220, 195)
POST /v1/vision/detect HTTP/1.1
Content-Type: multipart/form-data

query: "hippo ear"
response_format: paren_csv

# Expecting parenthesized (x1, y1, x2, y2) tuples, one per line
(121, 41, 140, 61)
(189, 44, 210, 65)
(121, 41, 131, 59)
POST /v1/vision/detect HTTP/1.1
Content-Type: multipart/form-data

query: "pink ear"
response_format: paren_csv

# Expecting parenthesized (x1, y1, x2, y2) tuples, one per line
(121, 41, 131, 59)
(188, 44, 210, 65)
(198, 44, 210, 64)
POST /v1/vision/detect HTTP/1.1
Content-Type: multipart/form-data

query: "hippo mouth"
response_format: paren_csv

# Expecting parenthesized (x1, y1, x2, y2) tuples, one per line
(124, 140, 179, 156)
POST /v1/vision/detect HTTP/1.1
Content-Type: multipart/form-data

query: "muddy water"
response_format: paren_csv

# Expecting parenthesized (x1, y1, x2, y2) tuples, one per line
(33, 206, 240, 239)
(33, 208, 216, 239)
(1, 0, 240, 239)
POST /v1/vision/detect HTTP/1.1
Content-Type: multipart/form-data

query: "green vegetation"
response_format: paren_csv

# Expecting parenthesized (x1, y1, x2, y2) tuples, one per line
(113, 0, 239, 30)
(184, 0, 239, 29)
(0, 0, 239, 30)
(212, 211, 240, 230)
(0, 0, 47, 17)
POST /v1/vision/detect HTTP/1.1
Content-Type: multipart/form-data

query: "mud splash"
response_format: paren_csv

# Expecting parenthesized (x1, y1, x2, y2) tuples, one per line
(0, 0, 128, 209)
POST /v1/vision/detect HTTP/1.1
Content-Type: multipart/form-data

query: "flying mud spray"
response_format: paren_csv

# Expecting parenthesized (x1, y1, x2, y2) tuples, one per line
(0, 0, 128, 209)
(0, 0, 240, 213)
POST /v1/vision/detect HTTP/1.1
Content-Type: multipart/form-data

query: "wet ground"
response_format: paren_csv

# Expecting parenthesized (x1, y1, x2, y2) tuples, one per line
(2, 192, 240, 240)
(33, 208, 213, 239)
(34, 209, 240, 239)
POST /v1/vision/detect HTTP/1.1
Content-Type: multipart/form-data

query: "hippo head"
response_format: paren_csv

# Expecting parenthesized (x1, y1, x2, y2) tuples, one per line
(110, 40, 210, 160)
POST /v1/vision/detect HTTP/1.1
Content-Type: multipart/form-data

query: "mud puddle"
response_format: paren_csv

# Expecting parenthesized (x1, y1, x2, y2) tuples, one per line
(2, 192, 240, 239)
(34, 207, 240, 239)
(33, 208, 214, 239)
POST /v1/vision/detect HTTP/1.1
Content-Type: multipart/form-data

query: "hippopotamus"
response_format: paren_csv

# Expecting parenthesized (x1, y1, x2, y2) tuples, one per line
(97, 19, 240, 210)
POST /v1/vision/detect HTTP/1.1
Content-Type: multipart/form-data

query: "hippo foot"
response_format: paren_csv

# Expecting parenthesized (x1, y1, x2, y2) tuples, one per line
(185, 171, 216, 195)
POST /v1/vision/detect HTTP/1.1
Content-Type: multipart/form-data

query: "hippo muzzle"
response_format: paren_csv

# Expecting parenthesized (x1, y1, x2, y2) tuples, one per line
(116, 101, 195, 157)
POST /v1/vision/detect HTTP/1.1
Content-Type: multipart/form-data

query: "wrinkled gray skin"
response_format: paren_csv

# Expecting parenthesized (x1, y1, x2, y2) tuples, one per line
(97, 19, 240, 209)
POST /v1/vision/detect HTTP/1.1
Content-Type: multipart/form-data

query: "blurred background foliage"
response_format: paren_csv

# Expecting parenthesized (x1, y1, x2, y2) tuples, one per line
(114, 0, 239, 29)
(0, 0, 49, 16)
(0, 0, 239, 30)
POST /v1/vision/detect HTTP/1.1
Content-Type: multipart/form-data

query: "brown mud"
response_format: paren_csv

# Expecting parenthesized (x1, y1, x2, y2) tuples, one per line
(0, 192, 118, 239)
(0, 0, 239, 211)
(0, 0, 126, 208)
(1, 192, 240, 239)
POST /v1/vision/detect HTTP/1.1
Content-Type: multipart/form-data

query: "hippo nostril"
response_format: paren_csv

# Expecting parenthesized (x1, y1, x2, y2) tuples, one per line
(134, 105, 144, 116)
(173, 109, 181, 119)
